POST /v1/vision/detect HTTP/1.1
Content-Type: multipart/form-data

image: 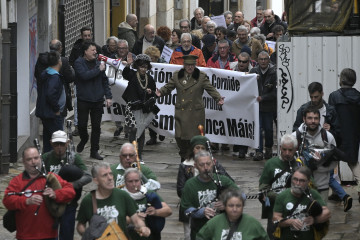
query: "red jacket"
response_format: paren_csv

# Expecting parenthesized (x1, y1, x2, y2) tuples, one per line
(206, 53, 237, 70)
(3, 172, 75, 239)
(170, 45, 206, 67)
(250, 17, 265, 28)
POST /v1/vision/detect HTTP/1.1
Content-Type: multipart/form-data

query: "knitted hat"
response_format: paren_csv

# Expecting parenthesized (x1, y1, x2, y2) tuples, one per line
(190, 135, 209, 150)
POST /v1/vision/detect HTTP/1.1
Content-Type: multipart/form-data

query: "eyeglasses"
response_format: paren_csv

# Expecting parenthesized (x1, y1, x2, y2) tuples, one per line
(53, 142, 66, 147)
(292, 177, 307, 183)
(238, 60, 249, 63)
(121, 153, 136, 158)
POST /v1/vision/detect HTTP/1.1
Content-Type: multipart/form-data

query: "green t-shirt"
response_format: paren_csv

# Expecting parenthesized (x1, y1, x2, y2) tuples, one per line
(128, 190, 164, 240)
(181, 174, 238, 240)
(196, 213, 269, 240)
(42, 150, 87, 173)
(273, 188, 325, 240)
(259, 157, 295, 218)
(111, 163, 158, 187)
(77, 188, 138, 237)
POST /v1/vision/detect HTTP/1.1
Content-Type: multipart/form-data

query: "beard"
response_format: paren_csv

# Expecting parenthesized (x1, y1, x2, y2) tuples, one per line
(291, 184, 304, 195)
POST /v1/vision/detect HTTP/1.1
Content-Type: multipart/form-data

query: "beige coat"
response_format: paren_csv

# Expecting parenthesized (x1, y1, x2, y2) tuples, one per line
(159, 68, 221, 140)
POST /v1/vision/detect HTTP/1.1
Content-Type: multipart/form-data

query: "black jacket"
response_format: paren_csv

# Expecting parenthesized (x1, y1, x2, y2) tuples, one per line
(34, 52, 75, 113)
(121, 66, 156, 103)
(250, 64, 277, 112)
(329, 88, 360, 163)
(132, 36, 165, 56)
(293, 101, 339, 140)
(260, 15, 287, 40)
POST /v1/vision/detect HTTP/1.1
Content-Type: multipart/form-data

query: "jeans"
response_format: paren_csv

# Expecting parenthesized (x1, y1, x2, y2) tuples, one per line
(77, 100, 103, 153)
(329, 169, 346, 199)
(257, 111, 274, 152)
(42, 116, 64, 153)
(58, 205, 77, 240)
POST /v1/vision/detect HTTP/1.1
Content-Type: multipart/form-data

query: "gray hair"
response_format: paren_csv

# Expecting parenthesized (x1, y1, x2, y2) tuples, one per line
(221, 188, 246, 207)
(294, 166, 312, 181)
(179, 19, 191, 28)
(237, 25, 248, 33)
(256, 6, 264, 11)
(223, 11, 233, 18)
(280, 134, 298, 149)
(206, 20, 217, 29)
(124, 168, 143, 181)
(120, 142, 136, 155)
(118, 39, 129, 47)
(258, 50, 270, 58)
(194, 150, 211, 163)
(250, 27, 260, 36)
(49, 40, 62, 51)
(218, 39, 229, 46)
(91, 162, 111, 178)
(106, 36, 119, 45)
(194, 7, 204, 16)
(181, 32, 192, 42)
(253, 34, 266, 45)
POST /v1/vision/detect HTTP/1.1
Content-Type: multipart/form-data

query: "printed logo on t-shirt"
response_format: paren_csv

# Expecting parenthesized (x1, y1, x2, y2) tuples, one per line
(272, 168, 290, 194)
(289, 203, 310, 232)
(50, 164, 62, 174)
(198, 189, 217, 207)
(97, 205, 119, 224)
(115, 174, 125, 187)
(221, 229, 242, 240)
(137, 203, 146, 212)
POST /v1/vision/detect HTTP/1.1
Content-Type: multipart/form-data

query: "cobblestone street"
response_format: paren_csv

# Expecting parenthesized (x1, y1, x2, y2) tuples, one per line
(1, 121, 359, 240)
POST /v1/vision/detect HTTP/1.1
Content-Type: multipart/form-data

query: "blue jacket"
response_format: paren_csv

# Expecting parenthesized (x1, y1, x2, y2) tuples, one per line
(74, 57, 112, 102)
(35, 67, 65, 119)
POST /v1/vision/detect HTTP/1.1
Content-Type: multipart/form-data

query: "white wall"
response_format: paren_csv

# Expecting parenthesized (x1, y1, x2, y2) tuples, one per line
(94, 0, 107, 46)
(17, 0, 30, 136)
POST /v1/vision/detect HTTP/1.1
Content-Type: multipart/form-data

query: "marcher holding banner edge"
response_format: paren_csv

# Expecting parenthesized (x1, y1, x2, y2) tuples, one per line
(156, 55, 225, 162)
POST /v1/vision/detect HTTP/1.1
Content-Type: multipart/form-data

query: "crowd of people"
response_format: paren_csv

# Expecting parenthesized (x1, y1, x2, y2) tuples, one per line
(3, 3, 360, 240)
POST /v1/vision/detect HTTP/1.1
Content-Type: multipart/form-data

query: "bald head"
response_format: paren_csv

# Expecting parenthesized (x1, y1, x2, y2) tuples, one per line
(144, 24, 155, 42)
(264, 9, 275, 24)
(126, 14, 138, 28)
(49, 39, 62, 52)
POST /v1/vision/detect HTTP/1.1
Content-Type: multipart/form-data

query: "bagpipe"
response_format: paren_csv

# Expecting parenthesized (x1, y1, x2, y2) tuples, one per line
(58, 120, 84, 182)
(33, 138, 66, 219)
(296, 125, 346, 171)
(137, 187, 165, 235)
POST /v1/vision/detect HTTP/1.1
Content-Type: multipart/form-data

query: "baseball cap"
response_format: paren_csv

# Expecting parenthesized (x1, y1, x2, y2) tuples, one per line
(51, 130, 67, 143)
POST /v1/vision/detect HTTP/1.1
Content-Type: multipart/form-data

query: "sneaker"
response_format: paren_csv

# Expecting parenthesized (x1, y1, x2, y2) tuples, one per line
(328, 194, 341, 202)
(264, 147, 272, 159)
(146, 138, 157, 145)
(90, 152, 103, 160)
(343, 194, 353, 212)
(114, 126, 123, 137)
(253, 152, 263, 161)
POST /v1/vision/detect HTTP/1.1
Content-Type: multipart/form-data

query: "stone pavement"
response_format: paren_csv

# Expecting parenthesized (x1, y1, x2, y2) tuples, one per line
(1, 121, 360, 240)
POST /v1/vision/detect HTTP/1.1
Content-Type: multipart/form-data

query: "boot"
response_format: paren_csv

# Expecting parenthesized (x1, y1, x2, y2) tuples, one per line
(264, 147, 273, 159)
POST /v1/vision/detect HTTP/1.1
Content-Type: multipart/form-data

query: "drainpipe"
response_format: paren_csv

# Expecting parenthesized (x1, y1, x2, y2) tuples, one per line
(9, 22, 17, 163)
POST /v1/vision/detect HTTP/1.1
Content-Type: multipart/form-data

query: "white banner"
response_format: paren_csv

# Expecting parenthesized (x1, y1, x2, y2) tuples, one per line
(102, 63, 259, 148)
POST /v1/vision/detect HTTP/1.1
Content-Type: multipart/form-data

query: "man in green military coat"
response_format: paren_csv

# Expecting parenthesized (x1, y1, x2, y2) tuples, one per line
(156, 55, 224, 161)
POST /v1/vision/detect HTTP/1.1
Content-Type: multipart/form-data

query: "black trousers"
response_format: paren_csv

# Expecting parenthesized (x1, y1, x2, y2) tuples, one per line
(77, 100, 103, 153)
